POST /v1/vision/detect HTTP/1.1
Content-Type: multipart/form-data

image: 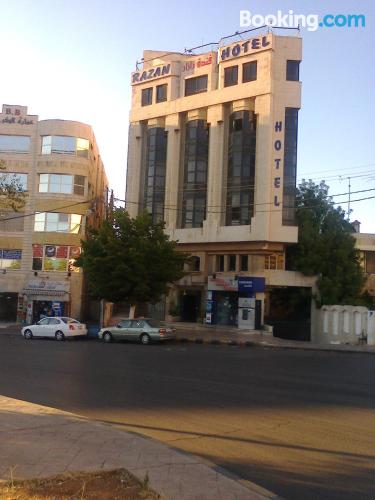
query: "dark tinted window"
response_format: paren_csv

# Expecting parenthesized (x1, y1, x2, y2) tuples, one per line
(147, 319, 161, 328)
(226, 111, 256, 226)
(282, 108, 299, 225)
(243, 61, 257, 82)
(229, 255, 236, 271)
(141, 87, 153, 106)
(224, 66, 238, 87)
(185, 75, 208, 96)
(143, 127, 168, 223)
(181, 120, 209, 228)
(156, 84, 167, 103)
(286, 60, 300, 81)
(217, 255, 225, 272)
(240, 255, 248, 271)
(118, 320, 131, 328)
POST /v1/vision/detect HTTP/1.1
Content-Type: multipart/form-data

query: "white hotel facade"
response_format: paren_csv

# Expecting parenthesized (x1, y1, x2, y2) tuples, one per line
(126, 33, 314, 328)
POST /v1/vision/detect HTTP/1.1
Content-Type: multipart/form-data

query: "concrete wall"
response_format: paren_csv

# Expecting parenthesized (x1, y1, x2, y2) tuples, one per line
(312, 305, 374, 345)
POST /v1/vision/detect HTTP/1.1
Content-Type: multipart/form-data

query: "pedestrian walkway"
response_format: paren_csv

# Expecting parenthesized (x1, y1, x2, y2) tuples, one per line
(1, 321, 374, 353)
(172, 322, 375, 354)
(0, 396, 275, 499)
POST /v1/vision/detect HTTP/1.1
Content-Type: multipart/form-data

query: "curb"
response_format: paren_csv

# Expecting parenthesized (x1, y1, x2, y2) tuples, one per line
(0, 395, 277, 499)
(174, 336, 375, 354)
(99, 419, 279, 499)
(1, 330, 374, 355)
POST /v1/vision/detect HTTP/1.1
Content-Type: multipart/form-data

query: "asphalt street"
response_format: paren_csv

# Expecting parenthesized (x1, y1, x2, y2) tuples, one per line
(0, 334, 374, 499)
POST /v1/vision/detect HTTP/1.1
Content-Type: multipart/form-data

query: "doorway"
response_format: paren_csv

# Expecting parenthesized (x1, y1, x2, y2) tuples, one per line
(181, 291, 201, 322)
(0, 293, 18, 321)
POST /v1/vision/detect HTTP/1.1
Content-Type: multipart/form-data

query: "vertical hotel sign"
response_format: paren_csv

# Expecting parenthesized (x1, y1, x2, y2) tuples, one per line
(273, 119, 283, 209)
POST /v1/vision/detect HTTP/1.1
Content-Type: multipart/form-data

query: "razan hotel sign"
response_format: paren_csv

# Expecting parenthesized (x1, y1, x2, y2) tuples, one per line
(131, 64, 171, 85)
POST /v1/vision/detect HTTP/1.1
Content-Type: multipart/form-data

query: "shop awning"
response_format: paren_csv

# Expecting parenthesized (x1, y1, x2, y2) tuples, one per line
(22, 289, 69, 297)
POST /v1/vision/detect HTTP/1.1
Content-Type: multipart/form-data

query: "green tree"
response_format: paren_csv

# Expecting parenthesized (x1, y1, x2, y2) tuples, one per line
(76, 208, 189, 316)
(0, 160, 27, 211)
(288, 180, 365, 307)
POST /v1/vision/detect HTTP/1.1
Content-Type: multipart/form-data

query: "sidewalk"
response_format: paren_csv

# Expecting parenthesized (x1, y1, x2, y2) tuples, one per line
(1, 321, 374, 354)
(0, 396, 274, 499)
(172, 322, 375, 354)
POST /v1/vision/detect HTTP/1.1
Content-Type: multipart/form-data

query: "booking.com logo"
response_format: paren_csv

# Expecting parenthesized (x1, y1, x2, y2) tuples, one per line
(240, 10, 366, 32)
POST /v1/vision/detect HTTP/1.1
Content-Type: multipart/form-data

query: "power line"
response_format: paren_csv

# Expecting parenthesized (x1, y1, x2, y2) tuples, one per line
(0, 198, 96, 222)
(116, 193, 375, 216)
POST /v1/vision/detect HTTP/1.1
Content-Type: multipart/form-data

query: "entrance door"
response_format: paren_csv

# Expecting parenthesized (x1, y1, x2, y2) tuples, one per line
(0, 293, 18, 321)
(181, 292, 201, 322)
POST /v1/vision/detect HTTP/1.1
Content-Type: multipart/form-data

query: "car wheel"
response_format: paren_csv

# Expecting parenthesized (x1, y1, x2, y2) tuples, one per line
(140, 333, 151, 345)
(24, 329, 33, 340)
(103, 331, 112, 343)
(55, 331, 65, 341)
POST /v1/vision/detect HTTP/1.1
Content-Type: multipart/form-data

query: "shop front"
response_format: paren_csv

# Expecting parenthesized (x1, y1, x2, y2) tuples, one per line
(21, 280, 70, 324)
(205, 276, 265, 328)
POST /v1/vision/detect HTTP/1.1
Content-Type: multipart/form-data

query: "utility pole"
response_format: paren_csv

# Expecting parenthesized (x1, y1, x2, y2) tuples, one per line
(347, 177, 351, 221)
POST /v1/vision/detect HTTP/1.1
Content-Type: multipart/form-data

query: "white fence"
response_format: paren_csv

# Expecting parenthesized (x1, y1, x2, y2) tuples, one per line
(313, 305, 375, 345)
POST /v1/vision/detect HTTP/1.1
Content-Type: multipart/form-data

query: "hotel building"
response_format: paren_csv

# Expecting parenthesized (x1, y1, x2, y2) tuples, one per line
(126, 33, 314, 328)
(0, 104, 108, 323)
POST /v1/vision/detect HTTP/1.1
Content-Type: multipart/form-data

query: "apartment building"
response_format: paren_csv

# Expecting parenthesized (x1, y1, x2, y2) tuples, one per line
(126, 33, 314, 328)
(0, 104, 108, 323)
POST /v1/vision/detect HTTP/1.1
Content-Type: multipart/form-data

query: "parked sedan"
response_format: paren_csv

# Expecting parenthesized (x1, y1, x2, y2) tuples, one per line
(22, 317, 87, 341)
(98, 318, 176, 344)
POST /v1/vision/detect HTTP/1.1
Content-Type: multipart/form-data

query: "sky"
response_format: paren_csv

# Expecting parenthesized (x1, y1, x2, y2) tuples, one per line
(1, 0, 374, 232)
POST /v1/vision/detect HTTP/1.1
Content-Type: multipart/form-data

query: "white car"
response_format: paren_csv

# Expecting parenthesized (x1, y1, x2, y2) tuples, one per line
(22, 317, 87, 341)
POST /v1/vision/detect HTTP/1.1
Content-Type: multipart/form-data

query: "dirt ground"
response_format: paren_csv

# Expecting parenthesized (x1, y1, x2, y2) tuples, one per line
(0, 468, 161, 500)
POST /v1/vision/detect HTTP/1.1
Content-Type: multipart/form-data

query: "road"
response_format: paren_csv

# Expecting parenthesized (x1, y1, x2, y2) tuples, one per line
(0, 335, 374, 499)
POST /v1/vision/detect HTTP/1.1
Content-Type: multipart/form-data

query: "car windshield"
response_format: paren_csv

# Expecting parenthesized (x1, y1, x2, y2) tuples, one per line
(60, 317, 79, 324)
(146, 319, 162, 328)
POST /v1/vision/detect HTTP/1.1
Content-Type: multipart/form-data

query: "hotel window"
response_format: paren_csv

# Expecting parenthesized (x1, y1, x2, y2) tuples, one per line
(265, 254, 285, 270)
(41, 136, 89, 157)
(0, 135, 30, 153)
(34, 213, 82, 234)
(184, 75, 208, 96)
(216, 255, 225, 272)
(181, 120, 209, 228)
(226, 111, 256, 226)
(32, 244, 81, 272)
(38, 174, 85, 195)
(224, 65, 238, 87)
(141, 87, 153, 106)
(0, 172, 27, 191)
(242, 61, 257, 82)
(0, 249, 22, 270)
(283, 108, 299, 225)
(143, 127, 167, 223)
(286, 60, 300, 81)
(156, 84, 167, 103)
(229, 255, 236, 272)
(240, 255, 248, 272)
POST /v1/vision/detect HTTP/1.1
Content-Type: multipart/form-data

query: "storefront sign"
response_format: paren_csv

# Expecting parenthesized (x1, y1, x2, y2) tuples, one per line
(208, 276, 238, 291)
(0, 249, 21, 259)
(238, 277, 265, 293)
(220, 35, 271, 62)
(131, 64, 171, 84)
(25, 280, 69, 292)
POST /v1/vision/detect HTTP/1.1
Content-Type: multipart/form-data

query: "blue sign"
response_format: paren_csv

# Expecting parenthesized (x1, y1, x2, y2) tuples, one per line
(238, 277, 265, 293)
(2, 250, 22, 259)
